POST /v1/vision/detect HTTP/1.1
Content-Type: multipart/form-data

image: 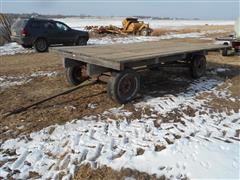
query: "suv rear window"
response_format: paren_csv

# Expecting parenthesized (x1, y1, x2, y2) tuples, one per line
(12, 19, 28, 30)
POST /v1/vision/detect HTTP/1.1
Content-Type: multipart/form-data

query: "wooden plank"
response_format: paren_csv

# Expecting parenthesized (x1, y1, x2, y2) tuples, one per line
(51, 40, 228, 70)
(54, 41, 225, 62)
(51, 49, 121, 70)
(91, 44, 223, 61)
(117, 45, 223, 63)
(80, 43, 188, 60)
(58, 41, 188, 58)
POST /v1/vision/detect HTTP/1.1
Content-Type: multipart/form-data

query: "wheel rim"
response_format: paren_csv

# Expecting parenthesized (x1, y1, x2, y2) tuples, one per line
(118, 73, 137, 101)
(196, 59, 203, 69)
(37, 39, 46, 51)
(142, 30, 147, 36)
(195, 57, 205, 74)
(73, 66, 88, 83)
(78, 38, 85, 45)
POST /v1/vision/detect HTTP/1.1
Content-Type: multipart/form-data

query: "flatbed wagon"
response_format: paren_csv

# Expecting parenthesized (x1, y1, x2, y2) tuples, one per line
(51, 40, 229, 104)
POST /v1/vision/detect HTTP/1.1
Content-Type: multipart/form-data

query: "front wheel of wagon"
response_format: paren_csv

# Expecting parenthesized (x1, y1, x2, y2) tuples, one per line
(190, 55, 206, 79)
(66, 65, 88, 86)
(107, 70, 140, 104)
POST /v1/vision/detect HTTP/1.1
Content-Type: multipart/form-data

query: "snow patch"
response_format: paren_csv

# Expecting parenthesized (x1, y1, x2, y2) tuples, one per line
(30, 71, 58, 78)
(0, 77, 239, 179)
(0, 75, 30, 89)
(0, 71, 58, 90)
(88, 32, 205, 45)
(208, 67, 231, 75)
(135, 78, 220, 114)
(120, 138, 239, 179)
(0, 42, 34, 56)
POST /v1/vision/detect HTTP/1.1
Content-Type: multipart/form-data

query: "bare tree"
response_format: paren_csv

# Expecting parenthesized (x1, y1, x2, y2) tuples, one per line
(0, 13, 13, 44)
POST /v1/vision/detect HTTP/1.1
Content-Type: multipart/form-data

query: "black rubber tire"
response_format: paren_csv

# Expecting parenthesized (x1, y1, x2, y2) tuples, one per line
(76, 37, 87, 46)
(107, 69, 140, 104)
(65, 66, 88, 86)
(34, 38, 48, 52)
(22, 44, 33, 48)
(190, 55, 207, 79)
(141, 28, 149, 36)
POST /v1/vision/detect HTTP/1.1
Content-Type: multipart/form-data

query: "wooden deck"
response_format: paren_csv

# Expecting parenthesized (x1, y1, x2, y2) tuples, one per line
(52, 40, 227, 70)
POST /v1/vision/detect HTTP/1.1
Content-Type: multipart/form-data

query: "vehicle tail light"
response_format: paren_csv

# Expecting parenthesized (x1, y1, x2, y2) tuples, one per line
(21, 28, 28, 36)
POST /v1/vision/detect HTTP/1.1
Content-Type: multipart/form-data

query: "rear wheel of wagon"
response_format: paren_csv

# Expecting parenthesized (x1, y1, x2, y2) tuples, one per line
(190, 55, 206, 78)
(107, 69, 140, 104)
(66, 65, 88, 86)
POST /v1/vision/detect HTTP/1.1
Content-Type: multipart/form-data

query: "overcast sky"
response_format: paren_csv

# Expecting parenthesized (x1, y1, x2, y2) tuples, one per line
(1, 0, 239, 20)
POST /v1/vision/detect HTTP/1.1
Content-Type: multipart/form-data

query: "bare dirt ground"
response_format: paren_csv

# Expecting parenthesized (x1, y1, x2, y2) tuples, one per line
(0, 25, 239, 179)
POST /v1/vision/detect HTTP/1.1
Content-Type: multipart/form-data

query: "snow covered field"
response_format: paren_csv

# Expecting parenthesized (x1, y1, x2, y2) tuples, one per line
(0, 73, 239, 179)
(88, 32, 207, 45)
(56, 17, 234, 30)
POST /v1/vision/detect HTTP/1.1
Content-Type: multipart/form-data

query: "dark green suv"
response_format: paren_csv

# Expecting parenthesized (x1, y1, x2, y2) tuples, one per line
(11, 18, 89, 52)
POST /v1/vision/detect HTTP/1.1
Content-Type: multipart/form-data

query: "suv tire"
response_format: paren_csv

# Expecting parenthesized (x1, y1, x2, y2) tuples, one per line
(34, 38, 48, 52)
(76, 37, 87, 46)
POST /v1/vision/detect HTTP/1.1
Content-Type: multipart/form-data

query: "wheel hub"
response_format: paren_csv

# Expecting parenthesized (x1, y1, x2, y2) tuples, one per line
(38, 39, 46, 51)
(119, 75, 136, 98)
(74, 66, 88, 83)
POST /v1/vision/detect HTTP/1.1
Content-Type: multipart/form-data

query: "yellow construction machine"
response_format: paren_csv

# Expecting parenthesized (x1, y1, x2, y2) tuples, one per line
(86, 17, 152, 36)
(122, 17, 152, 36)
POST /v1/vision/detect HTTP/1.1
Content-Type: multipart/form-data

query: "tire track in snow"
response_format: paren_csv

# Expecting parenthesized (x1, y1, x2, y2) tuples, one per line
(0, 77, 239, 179)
